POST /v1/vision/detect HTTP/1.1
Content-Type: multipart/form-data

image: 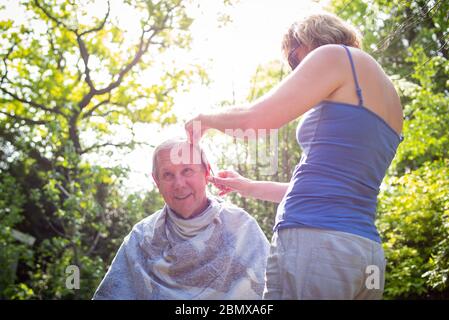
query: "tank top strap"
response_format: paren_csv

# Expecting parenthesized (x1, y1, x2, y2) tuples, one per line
(341, 44, 364, 106)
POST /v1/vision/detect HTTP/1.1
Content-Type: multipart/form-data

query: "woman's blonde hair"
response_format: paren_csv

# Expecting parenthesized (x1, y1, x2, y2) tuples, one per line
(282, 13, 363, 60)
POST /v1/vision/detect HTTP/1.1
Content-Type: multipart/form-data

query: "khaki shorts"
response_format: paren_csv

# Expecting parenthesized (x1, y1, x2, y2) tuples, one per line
(263, 228, 386, 300)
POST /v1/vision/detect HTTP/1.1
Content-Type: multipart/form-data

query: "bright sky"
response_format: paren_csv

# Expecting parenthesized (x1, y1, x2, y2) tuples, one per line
(123, 0, 332, 193)
(178, 0, 328, 115)
(1, 0, 331, 193)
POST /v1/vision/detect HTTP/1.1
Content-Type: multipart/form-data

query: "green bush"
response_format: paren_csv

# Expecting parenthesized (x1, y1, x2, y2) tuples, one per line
(378, 160, 449, 298)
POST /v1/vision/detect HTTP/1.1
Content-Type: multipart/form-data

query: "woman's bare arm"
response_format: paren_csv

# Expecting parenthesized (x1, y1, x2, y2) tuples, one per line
(186, 45, 345, 142)
(210, 170, 289, 203)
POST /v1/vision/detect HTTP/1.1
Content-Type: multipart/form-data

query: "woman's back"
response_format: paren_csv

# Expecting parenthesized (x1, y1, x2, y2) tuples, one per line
(274, 45, 403, 243)
(325, 46, 403, 135)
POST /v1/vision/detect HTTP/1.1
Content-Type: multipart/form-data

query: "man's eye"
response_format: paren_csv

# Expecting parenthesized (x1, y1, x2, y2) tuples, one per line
(183, 168, 194, 176)
(162, 172, 174, 180)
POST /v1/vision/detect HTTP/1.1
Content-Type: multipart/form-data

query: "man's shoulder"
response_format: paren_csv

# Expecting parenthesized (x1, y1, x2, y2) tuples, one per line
(130, 208, 164, 234)
(218, 200, 256, 223)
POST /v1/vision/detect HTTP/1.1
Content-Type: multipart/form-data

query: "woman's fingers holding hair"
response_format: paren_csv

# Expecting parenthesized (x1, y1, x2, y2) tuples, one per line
(208, 170, 252, 197)
(208, 175, 236, 186)
(216, 169, 242, 179)
(185, 114, 209, 144)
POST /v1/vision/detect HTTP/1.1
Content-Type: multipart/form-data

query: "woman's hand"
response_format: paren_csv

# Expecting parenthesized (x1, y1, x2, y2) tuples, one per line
(185, 114, 210, 144)
(208, 170, 253, 197)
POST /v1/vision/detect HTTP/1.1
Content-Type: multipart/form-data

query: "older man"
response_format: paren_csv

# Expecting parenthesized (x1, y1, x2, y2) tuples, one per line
(93, 138, 270, 300)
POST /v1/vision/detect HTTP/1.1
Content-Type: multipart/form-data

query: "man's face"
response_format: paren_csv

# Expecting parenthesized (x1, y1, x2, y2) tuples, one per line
(153, 147, 209, 219)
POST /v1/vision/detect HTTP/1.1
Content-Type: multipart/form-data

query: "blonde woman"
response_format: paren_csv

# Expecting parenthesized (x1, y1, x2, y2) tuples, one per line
(185, 12, 403, 299)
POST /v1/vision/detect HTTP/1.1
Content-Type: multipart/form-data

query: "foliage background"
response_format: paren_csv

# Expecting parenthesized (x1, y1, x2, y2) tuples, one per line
(1, 0, 448, 299)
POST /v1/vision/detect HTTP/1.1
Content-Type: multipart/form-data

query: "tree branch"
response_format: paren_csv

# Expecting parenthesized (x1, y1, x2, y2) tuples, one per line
(74, 2, 177, 121)
(44, 214, 69, 239)
(76, 29, 156, 109)
(0, 87, 64, 116)
(73, 2, 111, 93)
(95, 108, 128, 118)
(86, 230, 102, 256)
(0, 110, 47, 125)
(80, 141, 134, 155)
(76, 35, 95, 91)
(82, 95, 111, 119)
(78, 1, 110, 37)
(34, 0, 76, 32)
(68, 115, 82, 154)
(1, 43, 16, 86)
(83, 93, 159, 119)
(92, 0, 180, 97)
(94, 30, 156, 96)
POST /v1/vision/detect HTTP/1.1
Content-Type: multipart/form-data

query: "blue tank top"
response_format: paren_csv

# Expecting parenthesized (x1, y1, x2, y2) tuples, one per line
(274, 45, 403, 243)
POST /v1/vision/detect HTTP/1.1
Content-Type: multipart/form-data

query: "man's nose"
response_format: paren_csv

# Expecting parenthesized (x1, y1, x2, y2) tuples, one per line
(173, 175, 187, 188)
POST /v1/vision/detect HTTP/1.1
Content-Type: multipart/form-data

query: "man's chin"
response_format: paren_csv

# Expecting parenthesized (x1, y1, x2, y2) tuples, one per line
(172, 208, 195, 219)
(168, 195, 208, 219)
(169, 201, 195, 218)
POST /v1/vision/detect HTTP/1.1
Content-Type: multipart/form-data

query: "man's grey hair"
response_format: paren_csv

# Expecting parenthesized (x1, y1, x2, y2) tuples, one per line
(152, 137, 210, 178)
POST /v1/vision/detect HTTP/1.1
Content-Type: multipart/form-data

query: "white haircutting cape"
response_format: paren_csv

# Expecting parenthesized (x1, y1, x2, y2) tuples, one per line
(93, 197, 270, 300)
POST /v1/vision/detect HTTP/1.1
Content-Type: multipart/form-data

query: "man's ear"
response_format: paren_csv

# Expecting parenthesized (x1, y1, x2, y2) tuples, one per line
(152, 173, 160, 188)
(205, 163, 211, 179)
